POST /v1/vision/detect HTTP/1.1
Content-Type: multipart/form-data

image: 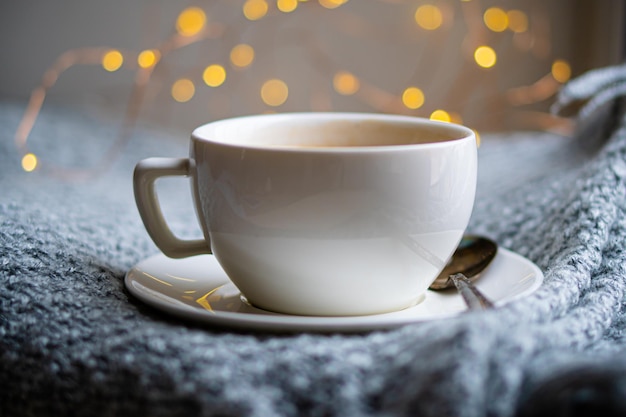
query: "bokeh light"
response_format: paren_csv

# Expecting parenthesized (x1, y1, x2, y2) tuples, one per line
(551, 59, 571, 83)
(430, 109, 451, 122)
(402, 87, 425, 109)
(137, 49, 159, 69)
(21, 153, 38, 172)
(474, 46, 497, 68)
(507, 10, 528, 33)
(319, 0, 349, 10)
(277, 0, 298, 13)
(333, 71, 360, 95)
(203, 65, 227, 87)
(414, 4, 443, 30)
(449, 112, 463, 124)
(176, 7, 206, 37)
(171, 78, 195, 102)
(102, 50, 123, 72)
(261, 79, 289, 106)
(483, 7, 508, 32)
(14, 0, 587, 180)
(243, 0, 269, 20)
(230, 44, 255, 68)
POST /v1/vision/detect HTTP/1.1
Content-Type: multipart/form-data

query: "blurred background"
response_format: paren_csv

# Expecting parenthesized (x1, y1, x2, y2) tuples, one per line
(1, 0, 624, 175)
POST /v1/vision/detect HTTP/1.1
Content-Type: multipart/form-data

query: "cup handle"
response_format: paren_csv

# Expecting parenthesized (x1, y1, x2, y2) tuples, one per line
(133, 157, 210, 258)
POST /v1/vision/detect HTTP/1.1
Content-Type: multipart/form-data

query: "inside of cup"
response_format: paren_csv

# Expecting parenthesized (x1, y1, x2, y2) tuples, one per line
(198, 113, 472, 149)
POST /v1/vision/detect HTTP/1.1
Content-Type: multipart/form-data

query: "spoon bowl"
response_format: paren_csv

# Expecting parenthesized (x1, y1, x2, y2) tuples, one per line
(429, 235, 498, 290)
(428, 235, 498, 310)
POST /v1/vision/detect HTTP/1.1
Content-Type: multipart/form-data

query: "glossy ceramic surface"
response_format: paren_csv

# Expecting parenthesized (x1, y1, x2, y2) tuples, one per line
(125, 247, 544, 333)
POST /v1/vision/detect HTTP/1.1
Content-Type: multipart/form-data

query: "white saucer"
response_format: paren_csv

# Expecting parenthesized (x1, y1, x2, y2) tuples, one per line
(125, 248, 543, 333)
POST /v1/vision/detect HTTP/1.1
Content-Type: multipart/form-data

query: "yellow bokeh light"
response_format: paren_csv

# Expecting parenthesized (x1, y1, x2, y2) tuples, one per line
(243, 0, 269, 20)
(483, 7, 508, 32)
(507, 10, 528, 33)
(474, 46, 497, 68)
(319, 0, 348, 9)
(449, 112, 463, 124)
(102, 50, 123, 72)
(414, 4, 443, 31)
(171, 78, 195, 102)
(203, 65, 226, 87)
(333, 71, 360, 95)
(430, 110, 451, 122)
(261, 79, 289, 106)
(552, 59, 572, 83)
(230, 44, 255, 68)
(277, 0, 298, 12)
(402, 87, 425, 109)
(137, 49, 159, 69)
(21, 153, 38, 172)
(176, 7, 206, 37)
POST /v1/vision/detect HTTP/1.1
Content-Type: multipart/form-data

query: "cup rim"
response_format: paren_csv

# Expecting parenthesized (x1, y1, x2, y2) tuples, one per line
(191, 112, 475, 153)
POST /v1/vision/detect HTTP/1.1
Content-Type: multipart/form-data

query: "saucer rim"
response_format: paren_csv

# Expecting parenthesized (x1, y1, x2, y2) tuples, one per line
(125, 248, 544, 333)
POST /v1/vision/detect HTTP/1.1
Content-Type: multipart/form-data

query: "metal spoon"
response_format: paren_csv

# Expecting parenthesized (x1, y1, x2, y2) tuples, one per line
(428, 235, 497, 310)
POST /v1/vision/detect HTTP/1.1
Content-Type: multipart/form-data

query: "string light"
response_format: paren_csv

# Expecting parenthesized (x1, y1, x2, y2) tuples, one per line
(507, 10, 528, 33)
(483, 7, 508, 32)
(449, 112, 463, 124)
(137, 49, 159, 69)
(551, 59, 571, 83)
(474, 46, 497, 68)
(261, 79, 289, 106)
(243, 0, 269, 20)
(402, 87, 425, 109)
(14, 1, 576, 179)
(277, 0, 298, 13)
(414, 4, 443, 30)
(333, 71, 360, 95)
(102, 50, 123, 72)
(171, 78, 195, 102)
(21, 153, 38, 172)
(203, 64, 227, 87)
(319, 0, 349, 10)
(176, 7, 206, 37)
(430, 110, 451, 122)
(506, 73, 561, 105)
(230, 44, 255, 68)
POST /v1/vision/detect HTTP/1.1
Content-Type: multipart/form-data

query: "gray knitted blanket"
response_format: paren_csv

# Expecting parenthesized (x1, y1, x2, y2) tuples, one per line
(2, 66, 626, 417)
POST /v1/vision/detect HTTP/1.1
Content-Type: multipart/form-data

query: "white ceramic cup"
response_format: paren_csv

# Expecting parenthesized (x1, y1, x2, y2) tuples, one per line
(134, 113, 477, 316)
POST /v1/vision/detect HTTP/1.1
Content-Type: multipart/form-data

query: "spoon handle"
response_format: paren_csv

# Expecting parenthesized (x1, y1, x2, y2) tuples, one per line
(450, 273, 494, 310)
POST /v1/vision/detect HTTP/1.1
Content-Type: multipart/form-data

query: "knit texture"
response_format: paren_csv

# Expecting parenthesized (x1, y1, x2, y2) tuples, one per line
(2, 66, 626, 416)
